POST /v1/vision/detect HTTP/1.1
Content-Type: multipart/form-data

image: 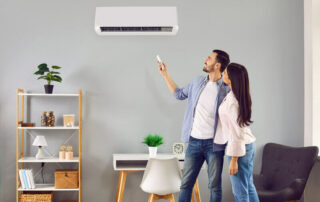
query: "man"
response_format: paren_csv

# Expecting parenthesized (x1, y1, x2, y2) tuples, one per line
(157, 50, 230, 202)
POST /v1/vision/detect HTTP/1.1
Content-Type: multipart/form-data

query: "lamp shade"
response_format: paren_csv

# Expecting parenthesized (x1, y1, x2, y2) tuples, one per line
(32, 135, 48, 147)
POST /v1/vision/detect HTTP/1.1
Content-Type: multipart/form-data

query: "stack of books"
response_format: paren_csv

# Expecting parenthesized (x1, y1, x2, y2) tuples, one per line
(19, 169, 35, 189)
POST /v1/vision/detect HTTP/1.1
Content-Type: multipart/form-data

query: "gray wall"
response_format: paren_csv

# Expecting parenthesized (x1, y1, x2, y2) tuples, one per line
(0, 0, 304, 201)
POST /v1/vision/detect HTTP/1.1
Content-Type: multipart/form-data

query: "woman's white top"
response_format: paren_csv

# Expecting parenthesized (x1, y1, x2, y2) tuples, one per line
(214, 91, 256, 157)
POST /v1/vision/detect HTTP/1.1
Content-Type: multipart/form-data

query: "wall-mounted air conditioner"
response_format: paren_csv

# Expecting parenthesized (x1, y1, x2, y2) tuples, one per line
(95, 7, 179, 36)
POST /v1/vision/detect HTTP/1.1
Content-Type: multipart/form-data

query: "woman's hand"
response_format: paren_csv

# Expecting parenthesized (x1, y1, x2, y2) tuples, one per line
(229, 157, 238, 175)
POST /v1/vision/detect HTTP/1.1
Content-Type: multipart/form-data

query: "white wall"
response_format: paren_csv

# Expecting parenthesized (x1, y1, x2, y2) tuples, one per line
(305, 0, 320, 147)
(304, 1, 320, 201)
(312, 0, 320, 148)
(304, 0, 313, 147)
(304, 0, 320, 148)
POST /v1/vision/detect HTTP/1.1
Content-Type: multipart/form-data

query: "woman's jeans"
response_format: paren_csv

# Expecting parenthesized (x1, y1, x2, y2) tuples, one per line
(179, 136, 224, 202)
(228, 142, 260, 202)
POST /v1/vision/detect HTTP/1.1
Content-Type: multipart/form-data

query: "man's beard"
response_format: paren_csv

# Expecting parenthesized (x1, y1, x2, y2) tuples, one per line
(203, 67, 209, 73)
(203, 64, 214, 73)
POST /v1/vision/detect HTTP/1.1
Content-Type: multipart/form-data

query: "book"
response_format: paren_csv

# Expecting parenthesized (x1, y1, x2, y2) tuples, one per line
(22, 170, 29, 189)
(29, 170, 36, 189)
(19, 170, 25, 189)
(26, 170, 31, 189)
(26, 170, 35, 189)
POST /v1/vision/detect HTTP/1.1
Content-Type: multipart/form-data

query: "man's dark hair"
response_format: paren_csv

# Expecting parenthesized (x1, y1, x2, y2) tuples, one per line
(213, 49, 230, 72)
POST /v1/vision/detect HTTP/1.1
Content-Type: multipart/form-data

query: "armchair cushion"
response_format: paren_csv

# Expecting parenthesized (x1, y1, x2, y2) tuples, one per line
(253, 174, 267, 190)
(256, 178, 306, 202)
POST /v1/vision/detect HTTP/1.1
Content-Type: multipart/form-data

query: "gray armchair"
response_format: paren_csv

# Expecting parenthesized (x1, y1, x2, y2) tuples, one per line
(253, 143, 318, 202)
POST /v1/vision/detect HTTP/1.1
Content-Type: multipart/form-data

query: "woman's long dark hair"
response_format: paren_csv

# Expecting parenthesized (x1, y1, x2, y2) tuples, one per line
(227, 63, 253, 127)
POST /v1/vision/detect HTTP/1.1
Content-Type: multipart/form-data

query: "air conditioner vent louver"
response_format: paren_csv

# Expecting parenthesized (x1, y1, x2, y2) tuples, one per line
(100, 26, 173, 32)
(95, 7, 179, 36)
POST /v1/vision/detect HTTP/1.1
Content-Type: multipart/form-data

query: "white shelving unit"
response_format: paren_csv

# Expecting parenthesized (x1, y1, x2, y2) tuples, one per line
(16, 89, 82, 202)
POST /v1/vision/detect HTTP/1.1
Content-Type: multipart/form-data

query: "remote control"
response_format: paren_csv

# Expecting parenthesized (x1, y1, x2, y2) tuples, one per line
(156, 55, 164, 70)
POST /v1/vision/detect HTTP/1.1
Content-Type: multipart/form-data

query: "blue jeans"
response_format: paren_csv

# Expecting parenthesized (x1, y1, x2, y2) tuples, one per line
(179, 136, 224, 202)
(228, 143, 259, 202)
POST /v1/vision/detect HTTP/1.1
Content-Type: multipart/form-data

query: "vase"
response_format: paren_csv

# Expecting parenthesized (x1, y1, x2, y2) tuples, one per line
(44, 84, 54, 94)
(66, 151, 73, 160)
(59, 151, 66, 160)
(148, 147, 157, 157)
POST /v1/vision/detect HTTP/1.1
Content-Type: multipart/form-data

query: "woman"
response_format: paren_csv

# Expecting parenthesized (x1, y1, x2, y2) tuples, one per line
(215, 63, 259, 202)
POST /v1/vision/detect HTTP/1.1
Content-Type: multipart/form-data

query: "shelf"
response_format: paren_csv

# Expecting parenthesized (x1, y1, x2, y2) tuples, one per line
(18, 126, 79, 130)
(16, 89, 82, 201)
(18, 184, 79, 191)
(19, 157, 79, 163)
(18, 93, 79, 97)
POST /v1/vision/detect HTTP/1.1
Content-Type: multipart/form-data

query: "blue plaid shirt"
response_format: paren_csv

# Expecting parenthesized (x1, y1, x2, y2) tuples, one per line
(174, 75, 230, 152)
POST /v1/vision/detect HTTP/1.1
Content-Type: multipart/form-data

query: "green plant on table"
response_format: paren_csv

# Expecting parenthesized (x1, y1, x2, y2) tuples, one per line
(142, 134, 164, 147)
(34, 63, 62, 85)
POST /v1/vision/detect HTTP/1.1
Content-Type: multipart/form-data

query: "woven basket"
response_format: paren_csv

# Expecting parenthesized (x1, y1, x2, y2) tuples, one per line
(19, 192, 53, 202)
(55, 170, 79, 189)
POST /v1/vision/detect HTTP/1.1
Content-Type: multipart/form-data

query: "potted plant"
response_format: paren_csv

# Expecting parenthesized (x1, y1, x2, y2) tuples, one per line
(34, 63, 62, 94)
(142, 134, 164, 157)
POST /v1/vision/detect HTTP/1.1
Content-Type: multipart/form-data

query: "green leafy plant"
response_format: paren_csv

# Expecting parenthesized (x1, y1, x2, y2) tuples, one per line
(34, 63, 62, 85)
(142, 134, 164, 147)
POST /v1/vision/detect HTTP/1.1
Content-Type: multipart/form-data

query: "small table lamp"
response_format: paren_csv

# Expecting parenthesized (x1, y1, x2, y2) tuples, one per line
(33, 136, 48, 159)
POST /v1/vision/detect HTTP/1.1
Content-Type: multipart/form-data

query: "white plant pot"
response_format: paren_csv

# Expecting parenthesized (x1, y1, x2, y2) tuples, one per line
(148, 147, 157, 157)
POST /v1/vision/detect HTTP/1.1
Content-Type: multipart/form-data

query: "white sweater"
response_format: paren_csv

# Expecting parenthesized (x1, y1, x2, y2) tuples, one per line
(214, 92, 256, 157)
